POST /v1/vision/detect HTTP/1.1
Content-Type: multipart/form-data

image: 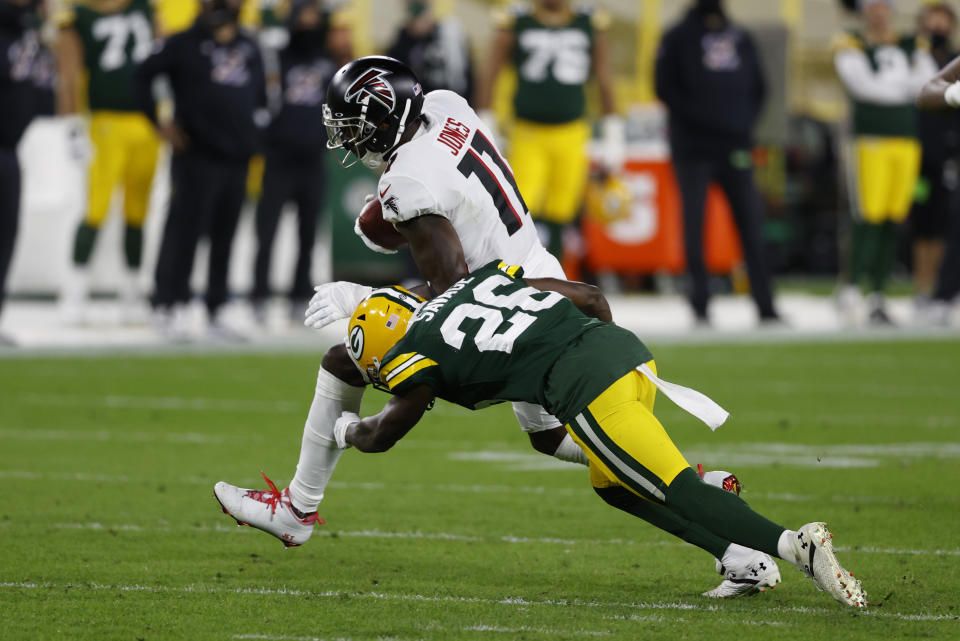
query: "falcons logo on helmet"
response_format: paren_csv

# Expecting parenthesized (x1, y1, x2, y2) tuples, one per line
(344, 68, 396, 110)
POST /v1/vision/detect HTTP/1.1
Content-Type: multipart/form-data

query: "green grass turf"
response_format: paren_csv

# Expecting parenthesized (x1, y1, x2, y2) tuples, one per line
(1, 339, 959, 640)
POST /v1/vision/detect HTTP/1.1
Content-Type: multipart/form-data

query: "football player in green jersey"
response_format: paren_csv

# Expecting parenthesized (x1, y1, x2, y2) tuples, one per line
(328, 260, 867, 608)
(477, 0, 624, 259)
(833, 0, 937, 325)
(56, 0, 161, 324)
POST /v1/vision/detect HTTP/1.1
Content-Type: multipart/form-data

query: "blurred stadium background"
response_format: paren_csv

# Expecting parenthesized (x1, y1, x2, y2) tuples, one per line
(4, 3, 960, 638)
(3, 0, 958, 347)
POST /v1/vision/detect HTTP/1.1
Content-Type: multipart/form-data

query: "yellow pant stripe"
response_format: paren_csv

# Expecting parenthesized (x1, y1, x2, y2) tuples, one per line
(565, 367, 691, 503)
(571, 412, 666, 501)
(86, 111, 160, 227)
(509, 119, 590, 224)
(851, 136, 921, 223)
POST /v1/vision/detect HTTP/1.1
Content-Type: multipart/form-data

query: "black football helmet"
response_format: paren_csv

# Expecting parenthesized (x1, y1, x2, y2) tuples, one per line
(323, 56, 424, 168)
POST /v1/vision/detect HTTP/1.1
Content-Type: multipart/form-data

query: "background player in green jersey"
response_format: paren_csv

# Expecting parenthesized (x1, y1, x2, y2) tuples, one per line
(326, 260, 869, 608)
(477, 0, 623, 260)
(56, 0, 161, 324)
(833, 0, 936, 325)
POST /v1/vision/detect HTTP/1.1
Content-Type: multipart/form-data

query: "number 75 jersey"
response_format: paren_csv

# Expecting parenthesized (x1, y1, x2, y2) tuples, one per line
(377, 90, 558, 278)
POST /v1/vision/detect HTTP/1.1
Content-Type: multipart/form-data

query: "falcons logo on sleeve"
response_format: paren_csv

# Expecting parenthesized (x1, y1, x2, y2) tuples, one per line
(344, 68, 396, 110)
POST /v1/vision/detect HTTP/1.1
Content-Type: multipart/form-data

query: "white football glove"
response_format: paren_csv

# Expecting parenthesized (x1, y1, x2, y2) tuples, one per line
(354, 216, 398, 255)
(333, 411, 361, 449)
(63, 114, 92, 162)
(946, 81, 960, 108)
(601, 114, 626, 174)
(303, 281, 373, 329)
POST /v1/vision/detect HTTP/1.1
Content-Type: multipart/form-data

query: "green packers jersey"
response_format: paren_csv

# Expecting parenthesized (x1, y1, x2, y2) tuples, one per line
(836, 30, 922, 138)
(379, 261, 653, 425)
(506, 5, 607, 124)
(62, 0, 154, 111)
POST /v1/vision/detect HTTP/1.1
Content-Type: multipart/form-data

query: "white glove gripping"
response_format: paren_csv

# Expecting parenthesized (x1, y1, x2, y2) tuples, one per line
(354, 217, 398, 255)
(304, 281, 374, 329)
(63, 114, 92, 162)
(945, 81, 960, 108)
(333, 411, 361, 449)
(601, 114, 626, 174)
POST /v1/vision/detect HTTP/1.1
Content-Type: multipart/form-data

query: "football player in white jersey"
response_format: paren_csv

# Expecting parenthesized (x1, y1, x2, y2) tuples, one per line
(214, 56, 778, 597)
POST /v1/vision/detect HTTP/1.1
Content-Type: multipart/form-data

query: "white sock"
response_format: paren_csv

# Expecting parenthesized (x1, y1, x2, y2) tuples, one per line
(776, 529, 797, 564)
(287, 367, 365, 513)
(553, 433, 589, 466)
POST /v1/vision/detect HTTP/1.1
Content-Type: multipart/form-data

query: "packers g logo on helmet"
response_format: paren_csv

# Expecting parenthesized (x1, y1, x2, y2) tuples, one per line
(348, 325, 365, 361)
(345, 286, 424, 389)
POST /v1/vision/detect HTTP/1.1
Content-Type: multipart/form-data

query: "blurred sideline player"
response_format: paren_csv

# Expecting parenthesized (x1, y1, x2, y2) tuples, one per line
(214, 56, 778, 598)
(476, 0, 623, 260)
(915, 20, 960, 324)
(910, 2, 956, 310)
(251, 0, 340, 324)
(321, 263, 866, 609)
(56, 0, 161, 323)
(1, 0, 54, 346)
(833, 0, 936, 325)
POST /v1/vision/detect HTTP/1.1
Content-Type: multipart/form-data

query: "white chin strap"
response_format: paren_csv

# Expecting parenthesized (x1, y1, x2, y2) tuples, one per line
(349, 97, 413, 170)
(390, 98, 413, 150)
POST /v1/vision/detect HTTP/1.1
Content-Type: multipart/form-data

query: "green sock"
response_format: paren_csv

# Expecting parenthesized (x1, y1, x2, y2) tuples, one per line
(595, 485, 730, 558)
(665, 468, 785, 558)
(857, 223, 884, 288)
(72, 222, 98, 266)
(124, 224, 143, 269)
(869, 221, 899, 293)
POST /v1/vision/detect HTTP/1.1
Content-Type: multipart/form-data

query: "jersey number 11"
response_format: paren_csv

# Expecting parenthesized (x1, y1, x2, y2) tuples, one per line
(456, 131, 529, 236)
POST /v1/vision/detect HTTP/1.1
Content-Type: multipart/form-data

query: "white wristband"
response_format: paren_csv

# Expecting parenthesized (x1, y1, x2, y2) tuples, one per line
(333, 412, 360, 449)
(945, 81, 960, 108)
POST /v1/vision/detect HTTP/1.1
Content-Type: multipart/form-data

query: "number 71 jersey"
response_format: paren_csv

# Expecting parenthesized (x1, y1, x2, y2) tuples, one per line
(377, 90, 555, 277)
(57, 0, 155, 112)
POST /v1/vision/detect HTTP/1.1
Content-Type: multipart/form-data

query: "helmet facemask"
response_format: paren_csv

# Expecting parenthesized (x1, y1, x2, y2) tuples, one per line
(323, 98, 415, 169)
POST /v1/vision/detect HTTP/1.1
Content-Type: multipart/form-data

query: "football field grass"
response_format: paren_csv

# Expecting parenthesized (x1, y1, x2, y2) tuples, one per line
(1, 338, 959, 640)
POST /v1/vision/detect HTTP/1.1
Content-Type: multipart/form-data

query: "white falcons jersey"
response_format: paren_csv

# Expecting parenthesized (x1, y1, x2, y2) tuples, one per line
(377, 90, 564, 280)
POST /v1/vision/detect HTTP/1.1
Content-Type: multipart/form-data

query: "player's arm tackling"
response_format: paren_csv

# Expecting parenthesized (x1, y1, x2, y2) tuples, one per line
(526, 278, 612, 322)
(338, 385, 435, 452)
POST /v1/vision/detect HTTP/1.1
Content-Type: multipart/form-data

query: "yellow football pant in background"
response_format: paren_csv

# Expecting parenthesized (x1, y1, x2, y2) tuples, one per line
(509, 118, 590, 225)
(566, 363, 692, 504)
(85, 111, 160, 228)
(852, 136, 921, 223)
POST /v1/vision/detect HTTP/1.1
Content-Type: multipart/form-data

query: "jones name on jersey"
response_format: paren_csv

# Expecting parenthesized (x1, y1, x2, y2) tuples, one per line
(376, 90, 563, 279)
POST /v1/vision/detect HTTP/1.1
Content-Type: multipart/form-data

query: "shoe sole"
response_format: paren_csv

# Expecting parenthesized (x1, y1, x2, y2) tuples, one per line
(702, 569, 781, 598)
(212, 489, 300, 548)
(801, 522, 867, 608)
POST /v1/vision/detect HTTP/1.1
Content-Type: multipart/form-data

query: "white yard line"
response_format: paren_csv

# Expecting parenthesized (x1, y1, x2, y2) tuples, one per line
(0, 427, 230, 445)
(233, 636, 352, 641)
(0, 581, 955, 622)
(15, 393, 301, 413)
(1, 469, 954, 507)
(44, 522, 960, 558)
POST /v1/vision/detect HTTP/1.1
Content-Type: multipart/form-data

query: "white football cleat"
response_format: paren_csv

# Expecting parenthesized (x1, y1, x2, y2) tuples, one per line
(214, 472, 324, 548)
(789, 522, 867, 608)
(703, 544, 781, 598)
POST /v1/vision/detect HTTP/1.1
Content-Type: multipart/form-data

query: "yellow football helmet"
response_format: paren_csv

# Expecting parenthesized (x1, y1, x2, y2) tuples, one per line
(345, 286, 424, 389)
(585, 174, 633, 225)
